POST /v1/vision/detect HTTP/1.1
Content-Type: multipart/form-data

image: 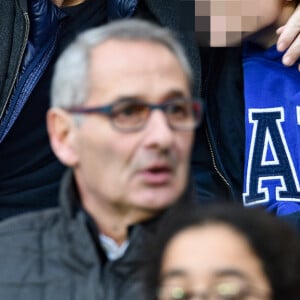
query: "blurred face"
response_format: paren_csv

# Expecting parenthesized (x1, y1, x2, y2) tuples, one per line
(71, 40, 193, 221)
(195, 0, 282, 46)
(159, 224, 271, 300)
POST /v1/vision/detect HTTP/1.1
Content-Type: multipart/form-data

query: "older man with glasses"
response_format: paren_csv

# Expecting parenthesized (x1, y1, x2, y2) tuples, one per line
(0, 19, 202, 300)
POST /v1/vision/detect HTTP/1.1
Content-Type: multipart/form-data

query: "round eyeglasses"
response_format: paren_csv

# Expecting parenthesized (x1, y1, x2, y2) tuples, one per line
(158, 282, 270, 300)
(65, 97, 203, 132)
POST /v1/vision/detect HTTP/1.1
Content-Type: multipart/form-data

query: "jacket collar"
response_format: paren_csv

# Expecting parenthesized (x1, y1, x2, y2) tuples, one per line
(58, 168, 196, 230)
(59, 169, 81, 220)
(58, 169, 195, 265)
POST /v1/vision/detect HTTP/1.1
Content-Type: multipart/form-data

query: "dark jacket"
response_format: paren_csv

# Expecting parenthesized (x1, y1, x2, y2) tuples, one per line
(198, 47, 245, 201)
(0, 0, 65, 142)
(0, 0, 67, 218)
(0, 170, 168, 300)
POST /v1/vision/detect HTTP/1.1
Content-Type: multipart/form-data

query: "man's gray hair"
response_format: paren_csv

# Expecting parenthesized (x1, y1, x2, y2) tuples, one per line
(51, 19, 193, 108)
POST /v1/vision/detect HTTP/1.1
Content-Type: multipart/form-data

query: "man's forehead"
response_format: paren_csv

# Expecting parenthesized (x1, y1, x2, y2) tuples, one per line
(90, 40, 162, 73)
(86, 39, 189, 103)
(89, 39, 183, 71)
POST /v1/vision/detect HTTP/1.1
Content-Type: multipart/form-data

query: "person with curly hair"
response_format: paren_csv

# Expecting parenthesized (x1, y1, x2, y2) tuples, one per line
(146, 204, 300, 300)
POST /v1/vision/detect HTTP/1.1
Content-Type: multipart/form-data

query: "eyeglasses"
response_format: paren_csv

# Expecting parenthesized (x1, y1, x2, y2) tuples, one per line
(158, 282, 270, 300)
(65, 97, 203, 132)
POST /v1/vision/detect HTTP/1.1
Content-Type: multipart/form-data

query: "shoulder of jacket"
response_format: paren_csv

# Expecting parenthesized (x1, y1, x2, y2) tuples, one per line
(0, 208, 61, 237)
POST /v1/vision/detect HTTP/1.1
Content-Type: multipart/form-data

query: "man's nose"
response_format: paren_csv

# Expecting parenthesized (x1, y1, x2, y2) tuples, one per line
(143, 110, 175, 150)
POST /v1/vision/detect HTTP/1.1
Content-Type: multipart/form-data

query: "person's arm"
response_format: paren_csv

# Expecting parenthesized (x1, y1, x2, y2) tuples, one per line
(277, 4, 300, 70)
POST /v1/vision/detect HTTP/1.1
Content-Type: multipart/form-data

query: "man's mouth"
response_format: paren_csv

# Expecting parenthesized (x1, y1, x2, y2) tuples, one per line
(139, 164, 173, 185)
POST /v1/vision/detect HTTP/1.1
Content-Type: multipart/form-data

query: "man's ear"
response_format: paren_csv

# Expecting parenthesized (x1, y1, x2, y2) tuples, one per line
(47, 108, 79, 167)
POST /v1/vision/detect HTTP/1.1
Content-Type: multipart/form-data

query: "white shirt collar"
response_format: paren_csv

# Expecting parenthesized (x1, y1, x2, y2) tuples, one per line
(99, 233, 129, 261)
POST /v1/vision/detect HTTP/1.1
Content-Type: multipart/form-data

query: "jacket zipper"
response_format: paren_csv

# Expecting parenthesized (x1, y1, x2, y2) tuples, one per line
(202, 49, 233, 197)
(205, 127, 230, 189)
(0, 11, 30, 121)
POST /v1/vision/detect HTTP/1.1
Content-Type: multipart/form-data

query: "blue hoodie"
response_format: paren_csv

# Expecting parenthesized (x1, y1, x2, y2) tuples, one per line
(242, 42, 300, 216)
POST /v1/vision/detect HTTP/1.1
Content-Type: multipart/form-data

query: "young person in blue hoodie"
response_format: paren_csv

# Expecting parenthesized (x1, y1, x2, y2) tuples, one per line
(198, 0, 300, 230)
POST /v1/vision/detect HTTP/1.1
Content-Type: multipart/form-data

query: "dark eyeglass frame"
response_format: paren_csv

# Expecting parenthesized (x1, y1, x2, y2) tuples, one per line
(64, 97, 203, 133)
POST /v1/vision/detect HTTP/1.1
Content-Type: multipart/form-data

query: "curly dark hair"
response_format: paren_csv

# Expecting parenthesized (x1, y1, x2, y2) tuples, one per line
(145, 203, 300, 300)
